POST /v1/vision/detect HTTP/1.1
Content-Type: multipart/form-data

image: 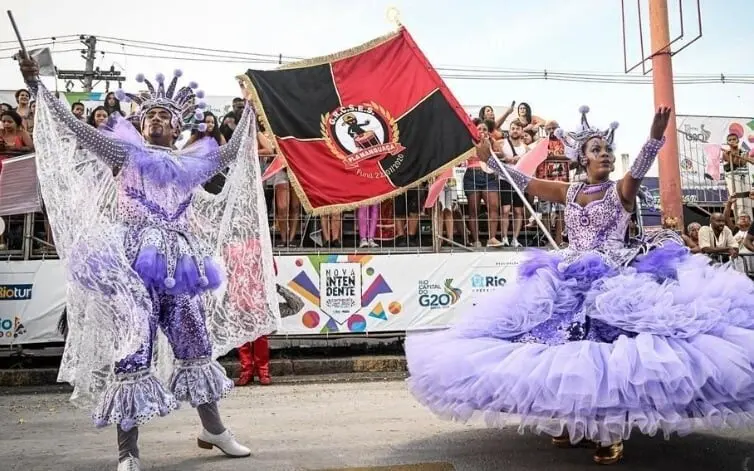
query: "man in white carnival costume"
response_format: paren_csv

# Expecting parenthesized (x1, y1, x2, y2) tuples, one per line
(19, 56, 279, 470)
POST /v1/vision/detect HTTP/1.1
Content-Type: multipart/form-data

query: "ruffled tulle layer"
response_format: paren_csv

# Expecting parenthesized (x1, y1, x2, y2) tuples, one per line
(405, 243, 754, 445)
(92, 371, 178, 431)
(103, 113, 219, 190)
(169, 357, 233, 407)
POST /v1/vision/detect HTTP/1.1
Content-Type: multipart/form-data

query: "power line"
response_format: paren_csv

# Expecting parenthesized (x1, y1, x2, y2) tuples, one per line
(96, 40, 285, 63)
(0, 38, 81, 53)
(0, 48, 81, 60)
(0, 34, 80, 45)
(98, 50, 282, 65)
(93, 49, 754, 85)
(97, 36, 302, 61)
(92, 38, 754, 85)
(2, 33, 753, 87)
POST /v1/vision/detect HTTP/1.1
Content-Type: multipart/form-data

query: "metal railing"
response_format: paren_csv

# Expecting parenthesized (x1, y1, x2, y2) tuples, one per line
(3, 166, 572, 260)
(706, 252, 754, 280)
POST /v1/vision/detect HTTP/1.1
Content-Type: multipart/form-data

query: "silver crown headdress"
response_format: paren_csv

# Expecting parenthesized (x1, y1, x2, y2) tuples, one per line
(554, 105, 619, 166)
(114, 69, 209, 132)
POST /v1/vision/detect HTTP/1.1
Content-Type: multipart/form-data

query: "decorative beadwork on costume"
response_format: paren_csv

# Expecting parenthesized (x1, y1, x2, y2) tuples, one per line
(556, 105, 619, 167)
(124, 187, 192, 222)
(511, 308, 588, 346)
(116, 70, 208, 133)
(114, 292, 214, 377)
(26, 79, 129, 168)
(581, 181, 612, 195)
(92, 370, 178, 431)
(486, 155, 532, 191)
(564, 182, 630, 252)
(629, 137, 666, 180)
(194, 104, 254, 183)
(31, 66, 276, 434)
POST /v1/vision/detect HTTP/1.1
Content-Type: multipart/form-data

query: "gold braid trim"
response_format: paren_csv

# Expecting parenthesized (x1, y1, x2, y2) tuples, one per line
(276, 27, 403, 71)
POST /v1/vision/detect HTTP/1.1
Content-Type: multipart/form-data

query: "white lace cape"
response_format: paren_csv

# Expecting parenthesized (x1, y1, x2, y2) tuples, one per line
(34, 91, 280, 409)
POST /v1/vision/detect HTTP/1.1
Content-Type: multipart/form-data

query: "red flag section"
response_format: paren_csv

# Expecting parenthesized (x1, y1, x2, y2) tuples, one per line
(243, 27, 477, 215)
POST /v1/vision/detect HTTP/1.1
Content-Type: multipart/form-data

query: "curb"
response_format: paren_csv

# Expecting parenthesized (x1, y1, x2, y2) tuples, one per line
(0, 355, 408, 388)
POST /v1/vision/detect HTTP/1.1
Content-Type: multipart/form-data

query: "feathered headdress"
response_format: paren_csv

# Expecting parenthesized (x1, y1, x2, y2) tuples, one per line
(114, 69, 208, 132)
(555, 105, 618, 167)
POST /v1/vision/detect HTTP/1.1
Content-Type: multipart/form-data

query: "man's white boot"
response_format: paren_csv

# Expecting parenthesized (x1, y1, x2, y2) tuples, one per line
(197, 428, 251, 457)
(117, 455, 141, 471)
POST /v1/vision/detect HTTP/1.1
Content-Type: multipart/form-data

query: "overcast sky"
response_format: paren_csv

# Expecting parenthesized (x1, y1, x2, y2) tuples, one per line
(1, 0, 751, 174)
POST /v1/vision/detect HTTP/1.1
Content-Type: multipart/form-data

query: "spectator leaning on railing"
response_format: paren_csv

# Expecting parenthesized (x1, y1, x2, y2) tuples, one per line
(745, 220, 754, 252)
(698, 212, 738, 262)
(723, 191, 754, 252)
(682, 222, 702, 254)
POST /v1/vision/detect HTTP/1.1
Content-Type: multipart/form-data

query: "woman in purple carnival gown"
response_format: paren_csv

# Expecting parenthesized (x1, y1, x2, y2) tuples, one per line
(405, 105, 754, 465)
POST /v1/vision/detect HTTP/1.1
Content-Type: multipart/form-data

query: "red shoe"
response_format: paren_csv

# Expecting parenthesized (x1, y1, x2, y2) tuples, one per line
(252, 336, 272, 386)
(257, 369, 272, 386)
(235, 343, 254, 386)
(234, 371, 254, 386)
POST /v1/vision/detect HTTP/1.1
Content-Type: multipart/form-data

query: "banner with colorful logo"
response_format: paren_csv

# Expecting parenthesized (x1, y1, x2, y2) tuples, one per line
(0, 252, 524, 344)
(275, 252, 523, 334)
(0, 260, 65, 345)
(242, 27, 477, 215)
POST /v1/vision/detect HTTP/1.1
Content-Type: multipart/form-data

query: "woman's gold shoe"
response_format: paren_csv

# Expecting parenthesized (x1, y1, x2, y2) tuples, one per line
(551, 434, 595, 449)
(593, 441, 624, 465)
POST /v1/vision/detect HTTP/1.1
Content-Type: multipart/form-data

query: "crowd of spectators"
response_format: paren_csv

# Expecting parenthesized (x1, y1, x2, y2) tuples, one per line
(237, 101, 578, 252)
(1, 89, 753, 282)
(682, 191, 754, 274)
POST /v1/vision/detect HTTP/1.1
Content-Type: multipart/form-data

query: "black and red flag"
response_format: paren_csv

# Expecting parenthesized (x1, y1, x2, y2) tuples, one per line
(242, 27, 477, 215)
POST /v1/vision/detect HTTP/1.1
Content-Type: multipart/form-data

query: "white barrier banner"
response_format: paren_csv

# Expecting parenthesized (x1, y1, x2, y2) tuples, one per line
(276, 252, 523, 334)
(0, 252, 524, 344)
(0, 260, 65, 345)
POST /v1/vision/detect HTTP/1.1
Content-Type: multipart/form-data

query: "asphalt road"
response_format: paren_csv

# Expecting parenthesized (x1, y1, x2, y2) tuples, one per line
(1, 380, 753, 471)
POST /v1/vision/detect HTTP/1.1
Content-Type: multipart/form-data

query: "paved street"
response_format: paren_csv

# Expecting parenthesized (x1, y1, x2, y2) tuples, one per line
(1, 380, 753, 471)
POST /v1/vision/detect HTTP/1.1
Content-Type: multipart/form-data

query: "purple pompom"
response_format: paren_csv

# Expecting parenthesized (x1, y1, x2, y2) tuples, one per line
(579, 105, 590, 114)
(164, 277, 176, 289)
(120, 418, 137, 432)
(114, 88, 127, 101)
(197, 101, 207, 109)
(609, 121, 620, 130)
(188, 81, 198, 89)
(197, 123, 208, 132)
(196, 90, 205, 99)
(194, 110, 204, 121)
(173, 69, 183, 78)
(199, 276, 209, 287)
(135, 73, 145, 83)
(554, 128, 565, 140)
(155, 73, 165, 84)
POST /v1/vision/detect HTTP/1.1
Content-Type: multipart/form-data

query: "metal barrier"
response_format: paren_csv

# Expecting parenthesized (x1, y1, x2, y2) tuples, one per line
(265, 173, 561, 254)
(2, 166, 569, 260)
(706, 252, 754, 280)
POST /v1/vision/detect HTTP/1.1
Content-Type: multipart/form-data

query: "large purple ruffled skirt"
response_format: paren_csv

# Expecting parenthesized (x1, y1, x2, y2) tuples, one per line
(405, 243, 754, 445)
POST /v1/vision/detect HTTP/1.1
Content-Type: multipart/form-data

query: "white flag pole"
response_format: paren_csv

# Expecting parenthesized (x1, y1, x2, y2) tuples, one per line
(492, 154, 559, 250)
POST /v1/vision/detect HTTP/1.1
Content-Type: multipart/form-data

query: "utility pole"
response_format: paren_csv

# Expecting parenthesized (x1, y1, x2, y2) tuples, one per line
(82, 35, 96, 92)
(649, 0, 683, 230)
(56, 35, 125, 93)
